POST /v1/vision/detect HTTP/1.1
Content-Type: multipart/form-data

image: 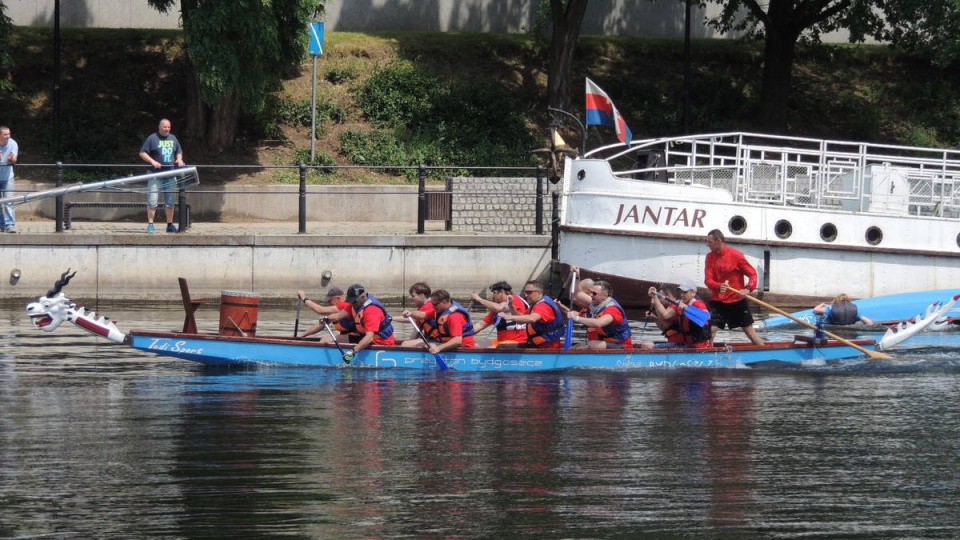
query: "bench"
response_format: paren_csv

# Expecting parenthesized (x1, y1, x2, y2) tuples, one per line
(64, 202, 191, 230)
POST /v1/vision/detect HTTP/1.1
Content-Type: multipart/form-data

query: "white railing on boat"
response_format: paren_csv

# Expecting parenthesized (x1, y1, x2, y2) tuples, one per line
(585, 132, 960, 219)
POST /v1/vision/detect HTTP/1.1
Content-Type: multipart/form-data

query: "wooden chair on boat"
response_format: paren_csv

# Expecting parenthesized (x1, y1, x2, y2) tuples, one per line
(178, 277, 213, 333)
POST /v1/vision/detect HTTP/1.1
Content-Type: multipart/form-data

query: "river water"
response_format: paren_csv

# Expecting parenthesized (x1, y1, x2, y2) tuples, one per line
(2, 303, 960, 538)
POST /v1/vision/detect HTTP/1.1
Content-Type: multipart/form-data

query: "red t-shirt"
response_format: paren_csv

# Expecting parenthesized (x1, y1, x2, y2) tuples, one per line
(531, 301, 562, 349)
(349, 304, 395, 346)
(482, 294, 529, 344)
(704, 245, 758, 304)
(439, 310, 475, 348)
(584, 305, 633, 348)
(420, 301, 437, 320)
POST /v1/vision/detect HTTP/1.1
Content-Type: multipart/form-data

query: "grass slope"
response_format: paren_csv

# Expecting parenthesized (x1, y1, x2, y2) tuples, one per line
(1, 28, 958, 184)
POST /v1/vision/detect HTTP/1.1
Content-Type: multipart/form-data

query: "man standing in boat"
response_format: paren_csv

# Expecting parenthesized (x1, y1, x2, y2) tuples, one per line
(704, 229, 765, 345)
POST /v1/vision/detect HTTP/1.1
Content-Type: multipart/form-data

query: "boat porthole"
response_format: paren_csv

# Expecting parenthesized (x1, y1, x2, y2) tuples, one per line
(957, 232, 960, 248)
(728, 215, 747, 235)
(820, 223, 838, 242)
(577, 169, 586, 181)
(774, 219, 793, 239)
(865, 226, 883, 246)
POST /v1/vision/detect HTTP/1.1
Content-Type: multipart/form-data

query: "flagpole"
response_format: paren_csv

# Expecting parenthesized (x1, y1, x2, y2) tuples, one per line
(548, 107, 586, 155)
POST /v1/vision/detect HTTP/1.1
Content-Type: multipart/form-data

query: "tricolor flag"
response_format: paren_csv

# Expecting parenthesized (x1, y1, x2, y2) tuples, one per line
(585, 77, 633, 144)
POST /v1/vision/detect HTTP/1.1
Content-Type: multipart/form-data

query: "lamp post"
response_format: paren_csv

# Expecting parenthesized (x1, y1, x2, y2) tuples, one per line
(54, 0, 61, 159)
(683, 0, 692, 134)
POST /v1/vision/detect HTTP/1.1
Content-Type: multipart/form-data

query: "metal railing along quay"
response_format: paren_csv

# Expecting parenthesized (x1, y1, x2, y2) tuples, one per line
(9, 162, 554, 236)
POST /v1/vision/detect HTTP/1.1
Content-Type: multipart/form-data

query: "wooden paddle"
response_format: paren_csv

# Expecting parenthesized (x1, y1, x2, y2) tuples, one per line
(322, 318, 353, 364)
(406, 315, 450, 371)
(729, 287, 893, 360)
(293, 297, 302, 337)
(563, 270, 578, 352)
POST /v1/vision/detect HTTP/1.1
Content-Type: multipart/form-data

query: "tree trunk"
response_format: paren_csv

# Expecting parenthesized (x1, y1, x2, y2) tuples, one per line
(183, 69, 240, 152)
(547, 0, 590, 112)
(757, 32, 797, 133)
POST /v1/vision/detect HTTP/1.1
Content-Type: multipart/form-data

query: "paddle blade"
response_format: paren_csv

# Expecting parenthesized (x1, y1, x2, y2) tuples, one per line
(563, 319, 574, 352)
(684, 305, 711, 327)
(433, 353, 450, 371)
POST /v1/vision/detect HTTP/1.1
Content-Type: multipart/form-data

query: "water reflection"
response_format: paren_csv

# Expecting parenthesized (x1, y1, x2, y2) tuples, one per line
(2, 305, 960, 537)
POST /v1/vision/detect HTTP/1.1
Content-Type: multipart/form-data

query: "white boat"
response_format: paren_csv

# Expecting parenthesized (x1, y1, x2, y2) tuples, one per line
(557, 132, 960, 308)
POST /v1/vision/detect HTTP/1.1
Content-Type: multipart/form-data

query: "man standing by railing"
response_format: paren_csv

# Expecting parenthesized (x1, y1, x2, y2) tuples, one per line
(0, 125, 19, 233)
(139, 118, 184, 233)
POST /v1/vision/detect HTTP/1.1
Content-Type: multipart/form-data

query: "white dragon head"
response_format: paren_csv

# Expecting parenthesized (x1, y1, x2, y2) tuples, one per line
(25, 269, 127, 343)
(26, 269, 77, 332)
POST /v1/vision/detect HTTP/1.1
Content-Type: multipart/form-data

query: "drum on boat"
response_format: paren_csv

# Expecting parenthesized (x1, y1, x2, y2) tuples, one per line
(219, 290, 261, 337)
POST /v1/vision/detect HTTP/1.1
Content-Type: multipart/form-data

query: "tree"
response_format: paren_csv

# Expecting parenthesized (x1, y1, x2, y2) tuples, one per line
(544, 0, 590, 112)
(147, 0, 326, 150)
(881, 0, 960, 68)
(705, 0, 884, 132)
(0, 1, 14, 92)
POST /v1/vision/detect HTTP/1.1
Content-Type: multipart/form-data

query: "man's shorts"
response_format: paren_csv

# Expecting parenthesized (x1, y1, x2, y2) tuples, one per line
(147, 177, 177, 208)
(709, 298, 755, 329)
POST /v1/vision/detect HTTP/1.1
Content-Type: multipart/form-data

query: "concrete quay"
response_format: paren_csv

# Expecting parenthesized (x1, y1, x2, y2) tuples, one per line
(0, 219, 555, 306)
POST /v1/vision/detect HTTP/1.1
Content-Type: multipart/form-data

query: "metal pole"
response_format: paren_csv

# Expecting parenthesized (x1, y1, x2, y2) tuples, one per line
(310, 55, 317, 162)
(683, 0, 692, 134)
(417, 165, 426, 234)
(177, 183, 187, 233)
(550, 191, 560, 260)
(54, 0, 61, 159)
(298, 163, 307, 234)
(55, 162, 63, 232)
(535, 164, 544, 235)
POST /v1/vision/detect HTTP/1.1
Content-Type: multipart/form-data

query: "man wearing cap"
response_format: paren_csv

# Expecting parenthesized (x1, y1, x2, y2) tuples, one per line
(296, 287, 352, 338)
(470, 280, 530, 348)
(330, 284, 396, 360)
(565, 279, 633, 349)
(641, 279, 712, 349)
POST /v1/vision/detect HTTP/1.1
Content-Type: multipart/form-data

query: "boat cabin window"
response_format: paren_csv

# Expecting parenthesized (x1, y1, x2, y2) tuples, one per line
(728, 216, 747, 235)
(820, 223, 838, 242)
(865, 226, 883, 246)
(774, 220, 793, 239)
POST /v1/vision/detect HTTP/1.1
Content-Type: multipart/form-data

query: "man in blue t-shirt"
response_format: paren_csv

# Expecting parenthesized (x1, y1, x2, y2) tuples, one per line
(139, 118, 185, 233)
(0, 125, 19, 233)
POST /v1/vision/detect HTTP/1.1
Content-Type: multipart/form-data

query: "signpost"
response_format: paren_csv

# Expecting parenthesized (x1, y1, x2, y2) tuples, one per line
(308, 22, 325, 161)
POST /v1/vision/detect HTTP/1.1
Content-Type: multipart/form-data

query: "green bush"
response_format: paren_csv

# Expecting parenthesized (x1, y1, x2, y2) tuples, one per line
(351, 60, 538, 178)
(325, 65, 358, 85)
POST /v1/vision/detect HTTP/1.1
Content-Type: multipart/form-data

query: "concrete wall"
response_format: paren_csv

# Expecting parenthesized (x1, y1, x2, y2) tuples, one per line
(7, 0, 868, 44)
(9, 0, 723, 39)
(0, 233, 554, 304)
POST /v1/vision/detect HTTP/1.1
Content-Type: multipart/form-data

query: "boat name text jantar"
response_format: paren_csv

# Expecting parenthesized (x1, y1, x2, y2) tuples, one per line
(612, 203, 707, 228)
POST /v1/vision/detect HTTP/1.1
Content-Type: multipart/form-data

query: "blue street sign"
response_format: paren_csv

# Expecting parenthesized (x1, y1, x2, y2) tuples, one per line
(308, 22, 324, 56)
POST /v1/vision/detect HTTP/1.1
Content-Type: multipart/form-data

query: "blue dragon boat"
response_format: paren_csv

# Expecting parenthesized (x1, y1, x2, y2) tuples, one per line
(26, 272, 951, 371)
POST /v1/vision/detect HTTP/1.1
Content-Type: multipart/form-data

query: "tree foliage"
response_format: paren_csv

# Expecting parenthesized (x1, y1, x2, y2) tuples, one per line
(0, 1, 14, 92)
(881, 0, 960, 68)
(705, 0, 885, 131)
(146, 0, 325, 150)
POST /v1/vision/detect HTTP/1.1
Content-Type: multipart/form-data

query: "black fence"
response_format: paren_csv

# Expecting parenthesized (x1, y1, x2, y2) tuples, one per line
(12, 162, 553, 236)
